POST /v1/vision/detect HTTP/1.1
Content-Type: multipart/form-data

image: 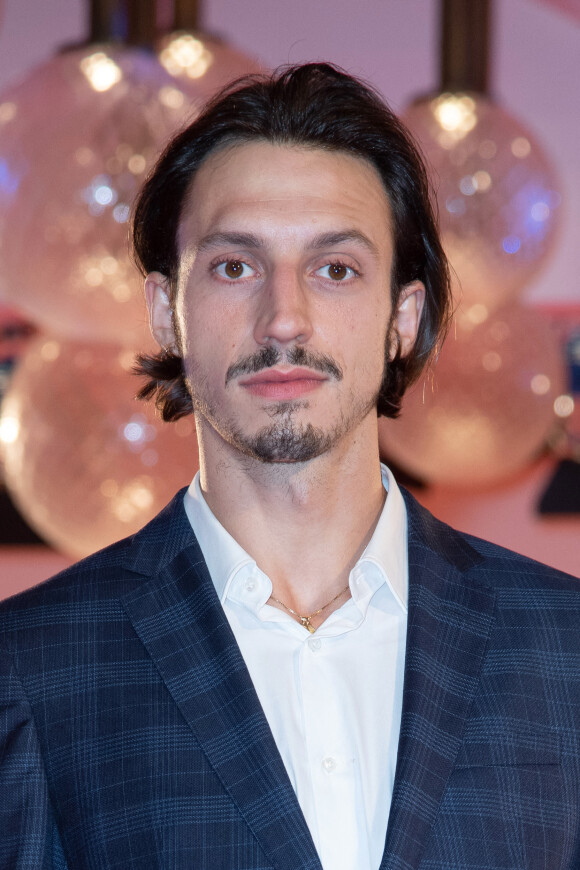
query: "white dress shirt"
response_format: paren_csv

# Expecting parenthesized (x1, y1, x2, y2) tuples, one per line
(183, 464, 408, 870)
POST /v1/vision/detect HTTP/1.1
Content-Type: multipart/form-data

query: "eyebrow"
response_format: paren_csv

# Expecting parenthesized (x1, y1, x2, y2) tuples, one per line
(195, 229, 380, 258)
(196, 232, 263, 253)
(309, 230, 379, 259)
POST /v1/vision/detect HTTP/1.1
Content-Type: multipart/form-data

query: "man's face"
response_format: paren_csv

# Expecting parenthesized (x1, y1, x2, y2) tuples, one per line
(147, 141, 423, 464)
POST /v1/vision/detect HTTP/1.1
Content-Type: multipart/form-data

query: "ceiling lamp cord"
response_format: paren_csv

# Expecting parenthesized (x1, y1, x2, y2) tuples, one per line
(440, 0, 491, 94)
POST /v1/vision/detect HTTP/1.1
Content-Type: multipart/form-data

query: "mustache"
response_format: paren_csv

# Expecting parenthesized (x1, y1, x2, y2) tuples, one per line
(225, 345, 343, 384)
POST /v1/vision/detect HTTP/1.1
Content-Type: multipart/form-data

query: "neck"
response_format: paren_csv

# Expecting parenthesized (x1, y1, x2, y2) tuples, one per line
(195, 415, 386, 617)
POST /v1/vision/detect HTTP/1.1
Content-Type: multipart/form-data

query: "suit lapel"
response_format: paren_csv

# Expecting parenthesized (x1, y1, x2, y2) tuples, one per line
(381, 493, 496, 870)
(121, 494, 322, 870)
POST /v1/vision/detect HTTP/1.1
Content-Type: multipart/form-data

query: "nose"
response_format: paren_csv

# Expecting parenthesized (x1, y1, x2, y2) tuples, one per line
(253, 265, 313, 347)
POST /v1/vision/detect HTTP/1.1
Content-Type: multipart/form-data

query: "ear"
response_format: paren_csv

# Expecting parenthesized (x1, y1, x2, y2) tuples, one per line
(390, 280, 425, 359)
(144, 272, 176, 351)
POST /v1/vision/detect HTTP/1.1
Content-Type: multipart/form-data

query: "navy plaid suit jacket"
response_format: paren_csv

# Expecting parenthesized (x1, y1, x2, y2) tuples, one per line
(1, 488, 580, 869)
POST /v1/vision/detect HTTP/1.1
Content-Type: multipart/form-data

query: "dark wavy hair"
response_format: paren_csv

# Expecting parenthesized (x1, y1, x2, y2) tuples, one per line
(132, 62, 451, 420)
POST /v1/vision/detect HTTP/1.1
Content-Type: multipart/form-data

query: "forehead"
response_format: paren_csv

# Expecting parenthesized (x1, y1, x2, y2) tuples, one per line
(177, 140, 393, 251)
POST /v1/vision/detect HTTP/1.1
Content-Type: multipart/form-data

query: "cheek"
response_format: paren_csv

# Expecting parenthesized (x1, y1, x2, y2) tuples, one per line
(178, 297, 234, 351)
(350, 306, 390, 352)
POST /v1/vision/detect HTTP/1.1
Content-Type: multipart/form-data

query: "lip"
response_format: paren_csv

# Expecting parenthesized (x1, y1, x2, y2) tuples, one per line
(239, 367, 328, 399)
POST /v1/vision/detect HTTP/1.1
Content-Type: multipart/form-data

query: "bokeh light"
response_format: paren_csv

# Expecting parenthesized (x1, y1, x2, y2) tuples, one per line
(379, 303, 564, 487)
(156, 31, 261, 93)
(0, 39, 260, 346)
(0, 336, 199, 557)
(402, 93, 562, 312)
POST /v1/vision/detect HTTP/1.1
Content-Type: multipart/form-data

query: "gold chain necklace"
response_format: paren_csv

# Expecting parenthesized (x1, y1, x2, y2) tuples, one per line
(269, 584, 350, 633)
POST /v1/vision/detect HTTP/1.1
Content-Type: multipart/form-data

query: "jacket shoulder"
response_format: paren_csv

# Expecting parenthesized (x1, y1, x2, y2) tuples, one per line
(402, 486, 579, 592)
(0, 487, 196, 618)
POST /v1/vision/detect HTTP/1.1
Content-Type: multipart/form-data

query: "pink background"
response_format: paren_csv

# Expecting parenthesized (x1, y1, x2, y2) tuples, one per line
(0, 0, 578, 595)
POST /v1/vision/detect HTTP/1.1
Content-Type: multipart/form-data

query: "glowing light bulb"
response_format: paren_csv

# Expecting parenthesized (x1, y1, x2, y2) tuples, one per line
(0, 41, 259, 345)
(433, 94, 477, 139)
(80, 52, 123, 92)
(159, 34, 213, 80)
(0, 414, 19, 444)
(402, 93, 561, 312)
(379, 303, 564, 487)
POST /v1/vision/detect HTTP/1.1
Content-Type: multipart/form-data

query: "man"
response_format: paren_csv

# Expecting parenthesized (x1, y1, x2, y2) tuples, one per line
(1, 64, 579, 870)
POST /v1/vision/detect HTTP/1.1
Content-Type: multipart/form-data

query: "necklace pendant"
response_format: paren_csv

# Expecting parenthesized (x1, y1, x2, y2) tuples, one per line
(301, 616, 315, 633)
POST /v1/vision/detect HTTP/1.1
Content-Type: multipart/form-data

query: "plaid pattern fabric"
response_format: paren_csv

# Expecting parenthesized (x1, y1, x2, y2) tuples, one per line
(1, 488, 579, 869)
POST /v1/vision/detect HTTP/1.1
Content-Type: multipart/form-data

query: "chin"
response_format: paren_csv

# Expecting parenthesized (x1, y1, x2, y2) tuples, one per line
(232, 421, 336, 464)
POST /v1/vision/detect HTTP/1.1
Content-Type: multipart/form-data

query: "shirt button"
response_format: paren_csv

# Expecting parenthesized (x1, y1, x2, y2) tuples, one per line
(321, 757, 336, 773)
(244, 579, 256, 592)
(308, 637, 321, 652)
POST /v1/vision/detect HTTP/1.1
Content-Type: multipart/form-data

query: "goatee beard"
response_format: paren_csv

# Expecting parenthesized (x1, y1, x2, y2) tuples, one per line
(240, 418, 336, 463)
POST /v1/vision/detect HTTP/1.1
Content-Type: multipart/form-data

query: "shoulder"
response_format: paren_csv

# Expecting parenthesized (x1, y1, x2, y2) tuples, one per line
(401, 486, 579, 593)
(0, 487, 198, 627)
(460, 528, 579, 587)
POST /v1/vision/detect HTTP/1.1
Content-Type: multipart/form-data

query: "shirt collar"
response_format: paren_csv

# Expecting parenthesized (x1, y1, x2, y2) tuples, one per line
(358, 464, 408, 611)
(183, 474, 254, 603)
(183, 463, 408, 612)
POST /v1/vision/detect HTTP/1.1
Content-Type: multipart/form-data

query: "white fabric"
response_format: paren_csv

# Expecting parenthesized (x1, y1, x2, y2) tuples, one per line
(183, 464, 408, 870)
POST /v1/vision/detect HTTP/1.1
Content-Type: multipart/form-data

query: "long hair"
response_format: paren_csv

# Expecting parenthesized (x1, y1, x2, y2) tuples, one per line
(132, 62, 452, 420)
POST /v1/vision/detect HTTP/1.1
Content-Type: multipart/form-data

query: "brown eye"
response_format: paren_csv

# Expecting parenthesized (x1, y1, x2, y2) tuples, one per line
(224, 259, 244, 278)
(315, 262, 356, 282)
(328, 263, 348, 280)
